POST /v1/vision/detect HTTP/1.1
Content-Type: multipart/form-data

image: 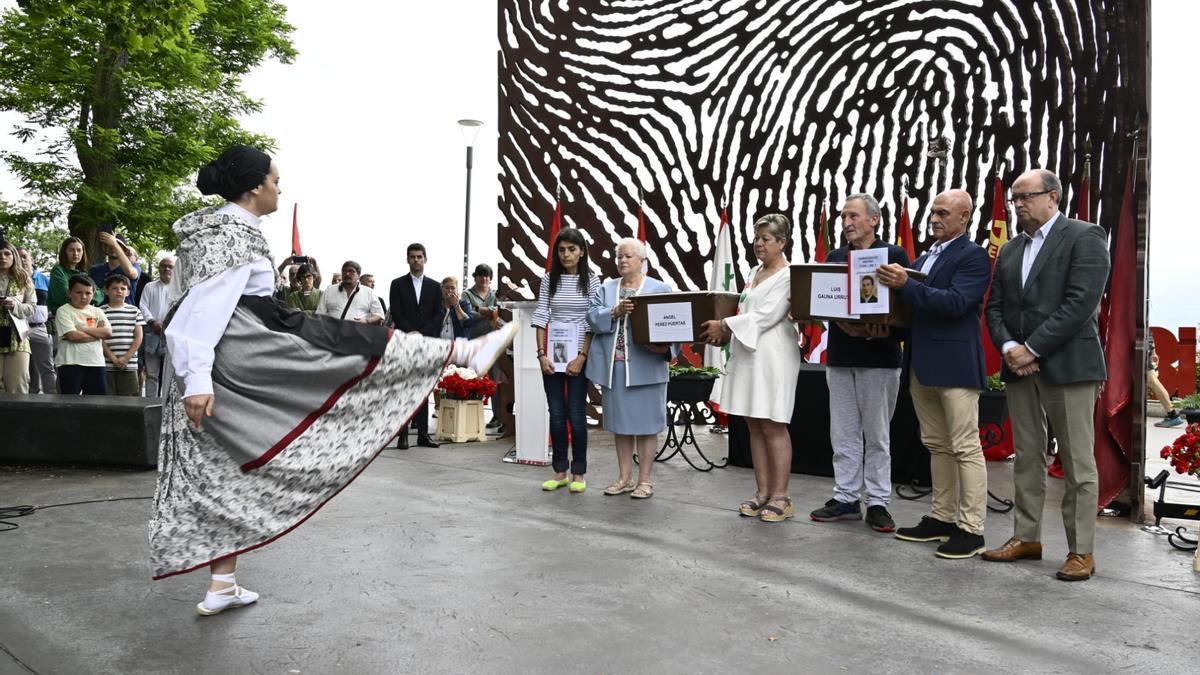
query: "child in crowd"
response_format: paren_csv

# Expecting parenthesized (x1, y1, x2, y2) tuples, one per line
(100, 274, 145, 396)
(55, 275, 112, 395)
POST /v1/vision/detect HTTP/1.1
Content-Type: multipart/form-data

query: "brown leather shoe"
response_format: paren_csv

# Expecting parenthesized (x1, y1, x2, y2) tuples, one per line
(1056, 553, 1095, 581)
(980, 537, 1043, 562)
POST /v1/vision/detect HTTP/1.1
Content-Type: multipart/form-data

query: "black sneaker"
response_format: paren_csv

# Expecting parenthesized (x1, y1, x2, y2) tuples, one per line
(1155, 411, 1184, 428)
(894, 516, 958, 542)
(865, 505, 895, 533)
(809, 498, 862, 522)
(935, 528, 987, 559)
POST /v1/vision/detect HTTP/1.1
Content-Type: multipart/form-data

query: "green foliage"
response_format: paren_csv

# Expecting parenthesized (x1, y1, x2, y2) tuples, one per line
(0, 198, 68, 270)
(987, 373, 1006, 391)
(1177, 392, 1200, 412)
(0, 0, 295, 257)
(669, 364, 722, 378)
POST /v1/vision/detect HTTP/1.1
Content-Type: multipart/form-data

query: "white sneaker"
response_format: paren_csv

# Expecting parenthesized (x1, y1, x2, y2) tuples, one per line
(196, 584, 259, 616)
(456, 323, 518, 373)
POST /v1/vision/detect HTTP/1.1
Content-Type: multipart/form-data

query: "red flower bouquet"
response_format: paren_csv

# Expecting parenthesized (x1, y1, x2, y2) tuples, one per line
(437, 366, 497, 402)
(1160, 423, 1200, 476)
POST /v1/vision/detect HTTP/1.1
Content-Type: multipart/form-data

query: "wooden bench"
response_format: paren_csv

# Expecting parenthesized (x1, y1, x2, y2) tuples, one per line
(0, 394, 161, 469)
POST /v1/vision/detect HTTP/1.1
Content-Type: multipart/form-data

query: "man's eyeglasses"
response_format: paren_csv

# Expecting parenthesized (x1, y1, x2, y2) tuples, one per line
(1008, 190, 1052, 204)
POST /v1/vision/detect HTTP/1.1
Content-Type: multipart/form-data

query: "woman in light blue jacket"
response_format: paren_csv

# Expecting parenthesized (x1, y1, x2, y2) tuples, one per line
(586, 238, 679, 499)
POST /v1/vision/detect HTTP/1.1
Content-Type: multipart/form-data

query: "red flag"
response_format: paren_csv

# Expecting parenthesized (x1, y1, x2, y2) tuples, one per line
(814, 202, 828, 263)
(896, 197, 916, 261)
(980, 177, 1016, 463)
(804, 204, 829, 364)
(637, 200, 649, 274)
(1093, 160, 1137, 505)
(1076, 163, 1090, 222)
(980, 177, 1008, 376)
(290, 204, 303, 256)
(544, 199, 561, 272)
(705, 206, 734, 426)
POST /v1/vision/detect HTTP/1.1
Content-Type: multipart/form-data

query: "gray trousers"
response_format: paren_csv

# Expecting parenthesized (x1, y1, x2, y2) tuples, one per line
(27, 324, 57, 394)
(1006, 376, 1100, 554)
(144, 351, 166, 397)
(827, 367, 901, 507)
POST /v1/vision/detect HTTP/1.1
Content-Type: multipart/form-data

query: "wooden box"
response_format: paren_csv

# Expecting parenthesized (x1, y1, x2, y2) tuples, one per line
(435, 399, 487, 443)
(629, 291, 741, 344)
(789, 263, 922, 327)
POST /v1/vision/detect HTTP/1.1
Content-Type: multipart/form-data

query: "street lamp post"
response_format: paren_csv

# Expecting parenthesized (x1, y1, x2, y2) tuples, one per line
(457, 119, 484, 283)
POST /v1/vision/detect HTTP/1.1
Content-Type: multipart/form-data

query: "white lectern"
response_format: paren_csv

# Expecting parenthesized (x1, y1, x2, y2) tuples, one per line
(504, 301, 550, 465)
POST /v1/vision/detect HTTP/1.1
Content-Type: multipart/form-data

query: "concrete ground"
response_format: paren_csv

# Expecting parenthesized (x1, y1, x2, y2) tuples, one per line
(2, 418, 1198, 675)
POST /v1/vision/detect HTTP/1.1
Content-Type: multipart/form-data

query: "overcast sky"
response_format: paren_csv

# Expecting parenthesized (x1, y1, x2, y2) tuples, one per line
(0, 1, 1193, 333)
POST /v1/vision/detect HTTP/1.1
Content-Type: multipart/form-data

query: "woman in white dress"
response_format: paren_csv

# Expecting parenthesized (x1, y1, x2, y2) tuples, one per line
(702, 214, 802, 522)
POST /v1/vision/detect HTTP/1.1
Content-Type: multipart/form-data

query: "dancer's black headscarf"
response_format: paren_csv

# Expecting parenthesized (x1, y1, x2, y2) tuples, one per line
(196, 145, 272, 202)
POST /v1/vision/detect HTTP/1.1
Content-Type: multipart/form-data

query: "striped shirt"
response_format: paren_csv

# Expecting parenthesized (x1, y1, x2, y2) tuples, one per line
(101, 303, 145, 371)
(531, 272, 600, 354)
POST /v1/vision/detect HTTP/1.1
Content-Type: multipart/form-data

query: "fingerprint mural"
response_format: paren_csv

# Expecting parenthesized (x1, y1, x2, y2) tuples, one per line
(497, 0, 1145, 293)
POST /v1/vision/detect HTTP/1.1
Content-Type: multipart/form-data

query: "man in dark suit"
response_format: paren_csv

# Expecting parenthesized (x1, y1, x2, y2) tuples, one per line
(878, 189, 991, 560)
(980, 169, 1109, 581)
(389, 243, 444, 448)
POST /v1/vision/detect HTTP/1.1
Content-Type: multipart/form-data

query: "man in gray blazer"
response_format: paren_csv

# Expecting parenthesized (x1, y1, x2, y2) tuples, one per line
(981, 168, 1109, 581)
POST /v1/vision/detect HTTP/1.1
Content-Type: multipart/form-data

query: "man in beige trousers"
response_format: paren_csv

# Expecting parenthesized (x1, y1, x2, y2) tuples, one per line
(878, 189, 992, 559)
(982, 168, 1109, 581)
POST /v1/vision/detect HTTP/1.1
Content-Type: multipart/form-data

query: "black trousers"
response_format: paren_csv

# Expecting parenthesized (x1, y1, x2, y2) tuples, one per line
(57, 365, 107, 395)
(401, 401, 429, 437)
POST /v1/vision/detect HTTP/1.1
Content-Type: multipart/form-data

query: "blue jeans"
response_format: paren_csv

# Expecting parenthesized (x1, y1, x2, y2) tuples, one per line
(543, 372, 588, 475)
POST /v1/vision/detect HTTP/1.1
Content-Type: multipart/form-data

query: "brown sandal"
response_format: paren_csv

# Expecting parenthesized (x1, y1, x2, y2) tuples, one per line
(760, 497, 795, 523)
(739, 494, 771, 517)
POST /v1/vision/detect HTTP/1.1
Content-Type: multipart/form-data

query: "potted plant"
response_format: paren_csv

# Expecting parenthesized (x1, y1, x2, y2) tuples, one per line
(979, 374, 1008, 425)
(667, 364, 721, 403)
(1176, 392, 1200, 426)
(435, 365, 497, 443)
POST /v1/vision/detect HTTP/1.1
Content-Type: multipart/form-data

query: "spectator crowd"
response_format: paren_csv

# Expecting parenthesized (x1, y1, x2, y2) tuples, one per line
(0, 232, 504, 419)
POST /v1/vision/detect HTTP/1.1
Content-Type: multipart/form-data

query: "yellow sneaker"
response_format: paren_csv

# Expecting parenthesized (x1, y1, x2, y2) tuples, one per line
(568, 479, 587, 493)
(542, 477, 569, 491)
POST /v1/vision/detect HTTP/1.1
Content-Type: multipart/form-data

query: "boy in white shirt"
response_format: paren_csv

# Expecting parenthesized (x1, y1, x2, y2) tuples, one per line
(55, 275, 112, 395)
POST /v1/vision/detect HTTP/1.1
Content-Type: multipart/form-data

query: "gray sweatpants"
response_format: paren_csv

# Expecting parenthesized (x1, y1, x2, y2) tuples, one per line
(826, 367, 901, 507)
(27, 323, 57, 394)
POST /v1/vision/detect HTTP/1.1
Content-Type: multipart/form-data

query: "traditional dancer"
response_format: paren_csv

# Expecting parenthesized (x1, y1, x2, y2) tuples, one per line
(150, 145, 514, 615)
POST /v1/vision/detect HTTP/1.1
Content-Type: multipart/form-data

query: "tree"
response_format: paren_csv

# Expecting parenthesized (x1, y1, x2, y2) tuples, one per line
(0, 0, 296, 260)
(0, 198, 66, 270)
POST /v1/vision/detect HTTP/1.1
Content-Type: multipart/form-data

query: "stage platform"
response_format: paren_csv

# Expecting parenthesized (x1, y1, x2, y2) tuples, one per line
(1, 423, 1197, 674)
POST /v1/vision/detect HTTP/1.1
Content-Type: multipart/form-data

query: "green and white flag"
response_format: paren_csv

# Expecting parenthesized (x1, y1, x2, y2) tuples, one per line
(704, 207, 735, 407)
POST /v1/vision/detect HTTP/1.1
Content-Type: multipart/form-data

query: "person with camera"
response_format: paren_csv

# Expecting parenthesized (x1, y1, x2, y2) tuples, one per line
(0, 238, 37, 393)
(88, 230, 140, 303)
(285, 264, 322, 314)
(277, 255, 321, 298)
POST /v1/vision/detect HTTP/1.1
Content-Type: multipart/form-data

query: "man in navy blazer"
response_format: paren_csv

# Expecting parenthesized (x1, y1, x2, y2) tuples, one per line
(388, 243, 443, 448)
(877, 189, 991, 560)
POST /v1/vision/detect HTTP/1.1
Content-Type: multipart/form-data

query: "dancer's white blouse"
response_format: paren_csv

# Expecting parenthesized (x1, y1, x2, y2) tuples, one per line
(166, 203, 274, 399)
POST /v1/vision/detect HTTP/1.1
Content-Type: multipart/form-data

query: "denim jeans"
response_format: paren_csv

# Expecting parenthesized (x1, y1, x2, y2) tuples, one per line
(543, 372, 588, 475)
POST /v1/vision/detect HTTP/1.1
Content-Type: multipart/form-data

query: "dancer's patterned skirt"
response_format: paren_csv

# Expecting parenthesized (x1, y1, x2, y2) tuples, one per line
(149, 296, 450, 579)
